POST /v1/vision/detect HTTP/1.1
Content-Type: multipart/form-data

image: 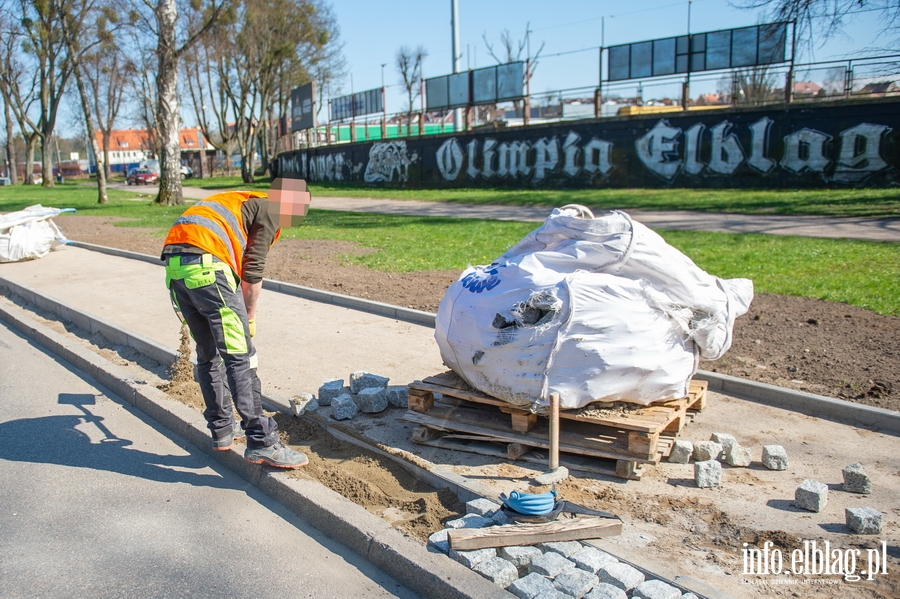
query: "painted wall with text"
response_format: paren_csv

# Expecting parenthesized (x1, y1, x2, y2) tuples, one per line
(277, 99, 900, 189)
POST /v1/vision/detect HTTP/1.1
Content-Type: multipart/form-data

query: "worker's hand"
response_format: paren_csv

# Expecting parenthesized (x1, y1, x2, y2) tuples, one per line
(248, 318, 256, 338)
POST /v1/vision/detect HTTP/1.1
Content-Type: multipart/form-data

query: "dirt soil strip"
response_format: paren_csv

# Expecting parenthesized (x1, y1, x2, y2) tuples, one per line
(3, 287, 899, 599)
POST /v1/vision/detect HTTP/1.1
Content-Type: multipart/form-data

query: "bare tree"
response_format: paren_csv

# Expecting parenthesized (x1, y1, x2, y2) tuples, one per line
(189, 0, 342, 182)
(740, 0, 900, 53)
(718, 65, 780, 106)
(0, 6, 40, 184)
(83, 39, 132, 181)
(58, 0, 121, 203)
(6, 0, 74, 187)
(396, 45, 427, 134)
(2, 93, 16, 183)
(482, 23, 545, 118)
(123, 0, 230, 206)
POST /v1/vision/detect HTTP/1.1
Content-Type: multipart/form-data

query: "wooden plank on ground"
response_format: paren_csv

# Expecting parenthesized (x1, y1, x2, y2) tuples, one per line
(448, 517, 623, 550)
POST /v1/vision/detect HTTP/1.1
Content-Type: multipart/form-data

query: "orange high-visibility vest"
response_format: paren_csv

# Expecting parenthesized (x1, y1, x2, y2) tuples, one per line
(164, 191, 274, 279)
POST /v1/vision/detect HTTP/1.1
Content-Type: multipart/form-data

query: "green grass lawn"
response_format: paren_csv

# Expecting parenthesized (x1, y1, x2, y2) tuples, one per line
(182, 176, 900, 219)
(3, 182, 898, 315)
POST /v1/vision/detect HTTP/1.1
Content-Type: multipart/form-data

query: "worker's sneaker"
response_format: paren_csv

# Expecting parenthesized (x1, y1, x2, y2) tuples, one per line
(212, 421, 245, 451)
(244, 443, 309, 469)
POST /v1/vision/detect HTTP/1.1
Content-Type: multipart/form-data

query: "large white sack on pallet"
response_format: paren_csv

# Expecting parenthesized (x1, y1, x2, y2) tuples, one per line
(434, 207, 753, 410)
(0, 204, 71, 263)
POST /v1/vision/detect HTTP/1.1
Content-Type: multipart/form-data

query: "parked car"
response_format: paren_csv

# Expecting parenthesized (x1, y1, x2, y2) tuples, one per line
(180, 165, 193, 179)
(127, 168, 158, 185)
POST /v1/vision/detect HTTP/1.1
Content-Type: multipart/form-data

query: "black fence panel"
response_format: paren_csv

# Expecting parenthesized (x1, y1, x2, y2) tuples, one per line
(277, 98, 900, 189)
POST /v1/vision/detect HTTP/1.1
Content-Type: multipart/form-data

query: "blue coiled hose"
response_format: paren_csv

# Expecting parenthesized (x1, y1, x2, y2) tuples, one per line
(501, 490, 557, 515)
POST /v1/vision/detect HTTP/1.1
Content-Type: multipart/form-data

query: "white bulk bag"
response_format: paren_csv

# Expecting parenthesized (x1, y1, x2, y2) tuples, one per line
(0, 205, 72, 263)
(434, 207, 753, 410)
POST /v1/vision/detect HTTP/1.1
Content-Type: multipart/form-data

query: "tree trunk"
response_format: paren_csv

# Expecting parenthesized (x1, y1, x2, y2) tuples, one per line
(155, 0, 184, 206)
(102, 130, 111, 180)
(41, 133, 54, 187)
(4, 98, 17, 184)
(240, 136, 254, 183)
(72, 60, 107, 203)
(24, 134, 37, 185)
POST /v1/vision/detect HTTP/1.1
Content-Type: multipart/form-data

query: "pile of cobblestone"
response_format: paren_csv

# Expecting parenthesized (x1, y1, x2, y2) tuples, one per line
(289, 371, 408, 419)
(429, 498, 699, 599)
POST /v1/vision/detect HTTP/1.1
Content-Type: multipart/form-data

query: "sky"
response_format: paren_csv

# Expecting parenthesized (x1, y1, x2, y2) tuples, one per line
(328, 0, 891, 115)
(52, 0, 892, 136)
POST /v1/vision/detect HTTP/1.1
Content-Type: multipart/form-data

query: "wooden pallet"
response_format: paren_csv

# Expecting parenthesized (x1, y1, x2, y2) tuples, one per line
(405, 371, 707, 480)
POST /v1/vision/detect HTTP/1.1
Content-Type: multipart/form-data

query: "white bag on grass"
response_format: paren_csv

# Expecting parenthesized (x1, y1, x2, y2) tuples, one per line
(0, 204, 72, 263)
(434, 207, 753, 410)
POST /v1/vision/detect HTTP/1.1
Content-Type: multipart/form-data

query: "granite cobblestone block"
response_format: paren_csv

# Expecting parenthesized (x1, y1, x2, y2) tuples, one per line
(597, 562, 644, 591)
(694, 459, 722, 488)
(330, 393, 357, 420)
(473, 556, 519, 587)
(539, 541, 584, 558)
(631, 579, 682, 599)
(842, 463, 872, 494)
(466, 498, 502, 516)
(553, 567, 599, 598)
(355, 386, 388, 413)
(529, 552, 576, 578)
(386, 385, 409, 408)
(762, 445, 789, 470)
(449, 547, 496, 568)
(508, 572, 556, 599)
(317, 378, 343, 406)
(692, 441, 723, 462)
(794, 479, 828, 512)
(584, 582, 628, 599)
(349, 371, 389, 393)
(569, 546, 619, 573)
(446, 513, 494, 529)
(668, 440, 693, 464)
(499, 545, 544, 567)
(846, 507, 882, 534)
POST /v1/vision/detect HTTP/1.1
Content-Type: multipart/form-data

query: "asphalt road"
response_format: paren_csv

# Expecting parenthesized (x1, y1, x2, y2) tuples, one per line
(0, 319, 417, 599)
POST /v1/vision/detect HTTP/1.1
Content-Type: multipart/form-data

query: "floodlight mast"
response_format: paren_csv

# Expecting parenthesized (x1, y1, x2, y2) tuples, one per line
(451, 0, 462, 131)
(683, 0, 693, 110)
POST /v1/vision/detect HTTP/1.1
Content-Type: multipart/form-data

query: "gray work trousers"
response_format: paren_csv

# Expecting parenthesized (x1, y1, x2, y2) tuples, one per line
(166, 255, 278, 448)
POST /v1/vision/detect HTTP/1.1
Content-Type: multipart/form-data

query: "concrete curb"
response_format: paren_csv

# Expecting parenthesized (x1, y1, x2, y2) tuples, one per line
(46, 243, 900, 434)
(694, 371, 900, 434)
(0, 296, 513, 599)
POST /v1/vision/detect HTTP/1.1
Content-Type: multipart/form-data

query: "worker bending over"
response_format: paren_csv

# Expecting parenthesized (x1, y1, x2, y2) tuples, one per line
(161, 178, 311, 468)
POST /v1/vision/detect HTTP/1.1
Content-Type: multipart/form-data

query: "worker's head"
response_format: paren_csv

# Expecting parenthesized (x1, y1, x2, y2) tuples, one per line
(266, 177, 311, 228)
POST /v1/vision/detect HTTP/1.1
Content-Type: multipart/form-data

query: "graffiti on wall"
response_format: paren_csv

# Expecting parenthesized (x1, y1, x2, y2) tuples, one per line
(435, 133, 614, 182)
(432, 119, 892, 184)
(364, 141, 417, 183)
(635, 119, 891, 183)
(277, 101, 899, 188)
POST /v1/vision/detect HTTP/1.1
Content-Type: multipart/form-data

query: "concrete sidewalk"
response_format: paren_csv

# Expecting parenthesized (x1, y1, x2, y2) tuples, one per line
(149, 183, 900, 242)
(0, 245, 446, 399)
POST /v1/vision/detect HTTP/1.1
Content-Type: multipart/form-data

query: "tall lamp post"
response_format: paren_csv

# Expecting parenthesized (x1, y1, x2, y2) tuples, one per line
(683, 0, 692, 110)
(451, 0, 461, 132)
(381, 63, 388, 139)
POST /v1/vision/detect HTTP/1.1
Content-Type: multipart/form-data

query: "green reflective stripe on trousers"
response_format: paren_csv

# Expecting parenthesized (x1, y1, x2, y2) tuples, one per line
(219, 306, 248, 354)
(166, 259, 231, 289)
